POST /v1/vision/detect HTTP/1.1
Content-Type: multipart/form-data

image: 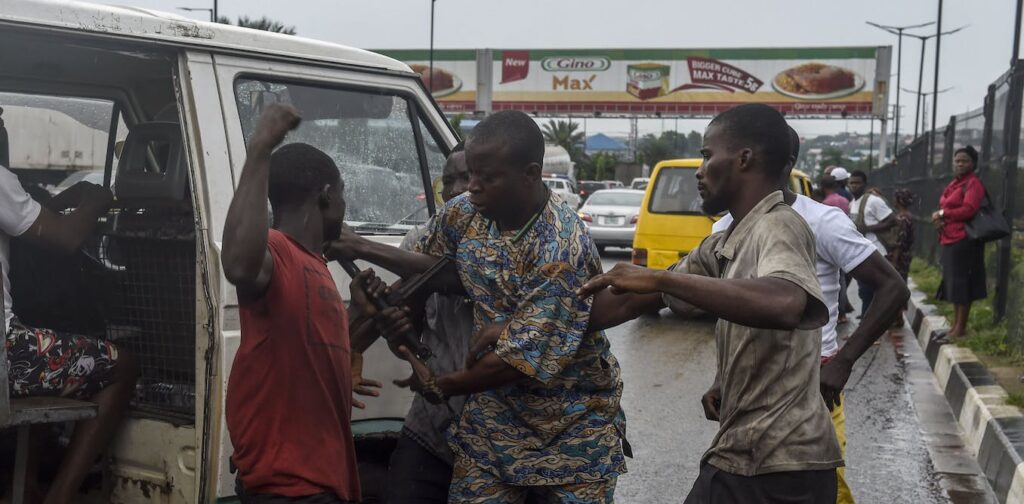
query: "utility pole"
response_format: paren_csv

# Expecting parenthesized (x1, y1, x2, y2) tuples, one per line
(213, 0, 218, 22)
(867, 20, 935, 156)
(906, 25, 966, 140)
(1015, 0, 1023, 64)
(930, 0, 944, 166)
(429, 0, 437, 92)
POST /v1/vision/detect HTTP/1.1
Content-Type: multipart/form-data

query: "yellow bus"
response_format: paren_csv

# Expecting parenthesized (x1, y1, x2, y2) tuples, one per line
(631, 159, 812, 269)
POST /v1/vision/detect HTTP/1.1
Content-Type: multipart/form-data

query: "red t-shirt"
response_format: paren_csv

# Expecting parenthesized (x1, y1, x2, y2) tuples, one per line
(938, 172, 985, 245)
(226, 229, 359, 500)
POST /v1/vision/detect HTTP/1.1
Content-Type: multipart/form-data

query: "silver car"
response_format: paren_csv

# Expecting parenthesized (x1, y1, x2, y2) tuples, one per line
(578, 189, 645, 252)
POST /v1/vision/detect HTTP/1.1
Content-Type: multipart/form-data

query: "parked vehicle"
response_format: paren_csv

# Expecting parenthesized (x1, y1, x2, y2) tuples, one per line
(544, 176, 581, 208)
(630, 177, 650, 190)
(631, 159, 811, 269)
(0, 2, 456, 502)
(578, 180, 621, 203)
(578, 189, 645, 252)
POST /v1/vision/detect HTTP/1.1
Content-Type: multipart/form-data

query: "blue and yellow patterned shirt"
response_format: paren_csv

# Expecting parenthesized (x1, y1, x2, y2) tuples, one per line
(416, 192, 627, 486)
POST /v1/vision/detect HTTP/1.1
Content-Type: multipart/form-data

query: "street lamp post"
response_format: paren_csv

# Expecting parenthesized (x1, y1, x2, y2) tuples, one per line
(902, 87, 952, 136)
(931, 0, 944, 166)
(905, 26, 966, 139)
(429, 0, 437, 92)
(867, 20, 935, 156)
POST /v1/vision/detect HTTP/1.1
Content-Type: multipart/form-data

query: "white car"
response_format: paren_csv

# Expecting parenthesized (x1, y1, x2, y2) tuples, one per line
(544, 177, 581, 208)
(578, 189, 645, 252)
(630, 177, 650, 190)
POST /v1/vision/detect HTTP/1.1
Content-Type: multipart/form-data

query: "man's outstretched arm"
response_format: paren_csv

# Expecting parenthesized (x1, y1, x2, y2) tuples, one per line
(579, 263, 811, 331)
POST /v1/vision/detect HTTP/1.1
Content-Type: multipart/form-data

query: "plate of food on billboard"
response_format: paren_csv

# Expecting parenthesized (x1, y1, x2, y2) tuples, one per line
(410, 64, 463, 97)
(772, 63, 865, 100)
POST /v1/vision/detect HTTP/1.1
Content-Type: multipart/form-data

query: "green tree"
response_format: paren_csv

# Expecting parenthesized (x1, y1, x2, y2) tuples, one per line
(591, 152, 620, 180)
(637, 131, 691, 167)
(450, 113, 465, 140)
(218, 15, 297, 35)
(687, 131, 703, 155)
(542, 120, 586, 158)
(542, 119, 591, 179)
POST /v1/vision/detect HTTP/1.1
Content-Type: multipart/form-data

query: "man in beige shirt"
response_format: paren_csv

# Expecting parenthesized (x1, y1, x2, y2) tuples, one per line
(579, 104, 841, 503)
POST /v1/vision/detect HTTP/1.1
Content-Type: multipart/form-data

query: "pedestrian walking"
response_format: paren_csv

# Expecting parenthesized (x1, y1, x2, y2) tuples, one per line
(932, 145, 987, 339)
(889, 188, 916, 328)
(830, 167, 854, 202)
(580, 104, 842, 504)
(821, 175, 850, 215)
(849, 170, 896, 316)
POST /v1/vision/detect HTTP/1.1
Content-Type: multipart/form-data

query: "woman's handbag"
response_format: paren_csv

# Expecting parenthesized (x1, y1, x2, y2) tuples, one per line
(966, 189, 1010, 242)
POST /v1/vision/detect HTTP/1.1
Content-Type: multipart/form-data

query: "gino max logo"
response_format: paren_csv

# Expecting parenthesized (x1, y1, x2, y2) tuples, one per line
(542, 56, 612, 72)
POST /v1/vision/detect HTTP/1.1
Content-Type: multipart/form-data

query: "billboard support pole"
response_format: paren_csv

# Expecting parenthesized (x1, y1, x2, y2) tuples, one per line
(475, 49, 493, 115)
(879, 116, 889, 163)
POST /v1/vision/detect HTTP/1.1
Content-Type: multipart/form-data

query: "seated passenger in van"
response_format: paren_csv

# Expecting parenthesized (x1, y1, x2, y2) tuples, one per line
(1, 164, 140, 504)
(222, 104, 382, 504)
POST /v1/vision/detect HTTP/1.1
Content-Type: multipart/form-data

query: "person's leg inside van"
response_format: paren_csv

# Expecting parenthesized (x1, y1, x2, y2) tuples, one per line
(7, 321, 139, 504)
(386, 434, 452, 504)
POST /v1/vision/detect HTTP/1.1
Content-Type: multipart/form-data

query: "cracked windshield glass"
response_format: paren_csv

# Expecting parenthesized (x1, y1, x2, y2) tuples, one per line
(234, 78, 444, 234)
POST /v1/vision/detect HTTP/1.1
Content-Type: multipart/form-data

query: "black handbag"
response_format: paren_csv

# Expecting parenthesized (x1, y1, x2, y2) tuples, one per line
(966, 189, 1010, 242)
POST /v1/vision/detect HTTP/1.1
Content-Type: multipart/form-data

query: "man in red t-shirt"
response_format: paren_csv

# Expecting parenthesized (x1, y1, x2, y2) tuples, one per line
(221, 104, 381, 503)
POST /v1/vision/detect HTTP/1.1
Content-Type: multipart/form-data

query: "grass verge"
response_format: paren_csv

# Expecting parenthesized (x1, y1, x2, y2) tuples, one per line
(909, 258, 1024, 404)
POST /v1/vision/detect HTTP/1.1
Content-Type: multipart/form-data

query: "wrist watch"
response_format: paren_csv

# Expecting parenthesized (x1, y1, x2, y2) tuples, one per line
(939, 209, 945, 218)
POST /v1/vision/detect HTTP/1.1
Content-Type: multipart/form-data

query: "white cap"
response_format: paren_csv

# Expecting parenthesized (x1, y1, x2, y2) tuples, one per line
(831, 167, 851, 181)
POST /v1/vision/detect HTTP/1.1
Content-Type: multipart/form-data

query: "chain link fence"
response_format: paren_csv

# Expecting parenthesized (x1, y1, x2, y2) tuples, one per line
(869, 61, 1024, 351)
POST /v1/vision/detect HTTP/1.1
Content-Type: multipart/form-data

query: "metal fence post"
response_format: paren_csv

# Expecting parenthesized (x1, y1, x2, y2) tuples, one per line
(981, 84, 997, 176)
(995, 63, 1024, 320)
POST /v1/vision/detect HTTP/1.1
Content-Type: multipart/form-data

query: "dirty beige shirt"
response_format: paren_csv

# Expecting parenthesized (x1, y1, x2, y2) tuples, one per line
(676, 191, 840, 476)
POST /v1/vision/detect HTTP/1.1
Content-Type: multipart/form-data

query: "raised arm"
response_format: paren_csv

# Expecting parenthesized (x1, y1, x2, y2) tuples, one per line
(221, 104, 300, 297)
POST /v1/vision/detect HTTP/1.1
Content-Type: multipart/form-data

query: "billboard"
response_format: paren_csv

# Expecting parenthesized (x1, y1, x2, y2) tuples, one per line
(379, 47, 891, 118)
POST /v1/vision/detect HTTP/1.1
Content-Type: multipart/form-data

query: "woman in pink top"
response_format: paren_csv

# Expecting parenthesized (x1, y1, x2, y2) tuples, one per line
(821, 175, 850, 215)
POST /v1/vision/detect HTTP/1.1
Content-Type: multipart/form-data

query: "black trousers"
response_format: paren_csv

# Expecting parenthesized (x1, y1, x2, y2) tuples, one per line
(386, 433, 453, 504)
(683, 462, 838, 504)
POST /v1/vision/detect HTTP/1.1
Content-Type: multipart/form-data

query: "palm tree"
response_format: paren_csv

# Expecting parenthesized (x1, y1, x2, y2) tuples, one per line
(542, 120, 585, 158)
(219, 15, 297, 35)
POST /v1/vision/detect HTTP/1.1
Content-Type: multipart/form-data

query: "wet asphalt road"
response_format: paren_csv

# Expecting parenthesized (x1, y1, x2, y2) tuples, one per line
(598, 249, 954, 503)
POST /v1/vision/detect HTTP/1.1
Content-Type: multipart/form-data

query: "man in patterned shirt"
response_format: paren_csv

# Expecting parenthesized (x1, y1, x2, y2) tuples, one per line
(341, 110, 626, 503)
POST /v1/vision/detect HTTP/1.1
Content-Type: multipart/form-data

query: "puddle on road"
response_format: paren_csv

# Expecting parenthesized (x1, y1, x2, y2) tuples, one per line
(843, 331, 950, 503)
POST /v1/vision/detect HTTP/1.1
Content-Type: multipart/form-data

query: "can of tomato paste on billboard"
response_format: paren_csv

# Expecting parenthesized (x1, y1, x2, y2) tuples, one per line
(627, 63, 670, 100)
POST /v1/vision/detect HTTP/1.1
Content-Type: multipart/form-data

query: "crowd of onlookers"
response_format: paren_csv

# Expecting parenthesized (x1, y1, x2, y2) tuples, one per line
(812, 144, 990, 335)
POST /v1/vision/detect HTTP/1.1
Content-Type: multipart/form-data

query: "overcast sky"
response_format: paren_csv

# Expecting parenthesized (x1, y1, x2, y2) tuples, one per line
(124, 0, 1019, 141)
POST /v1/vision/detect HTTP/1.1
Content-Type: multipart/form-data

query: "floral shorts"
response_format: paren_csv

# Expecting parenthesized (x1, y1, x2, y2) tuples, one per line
(6, 319, 121, 399)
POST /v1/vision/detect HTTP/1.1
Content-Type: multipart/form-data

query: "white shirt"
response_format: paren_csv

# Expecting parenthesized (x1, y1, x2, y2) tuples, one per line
(713, 194, 876, 357)
(0, 165, 42, 331)
(849, 193, 894, 254)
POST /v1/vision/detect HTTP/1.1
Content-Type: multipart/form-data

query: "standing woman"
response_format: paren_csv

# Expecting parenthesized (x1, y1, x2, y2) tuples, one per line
(931, 145, 987, 338)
